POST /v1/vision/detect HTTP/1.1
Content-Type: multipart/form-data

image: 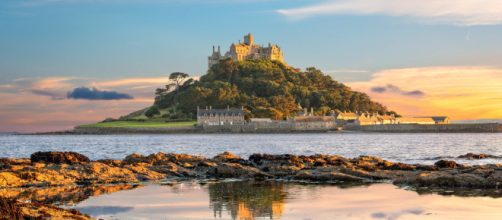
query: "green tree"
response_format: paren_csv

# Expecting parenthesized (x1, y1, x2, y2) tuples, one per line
(145, 106, 160, 118)
(150, 59, 393, 120)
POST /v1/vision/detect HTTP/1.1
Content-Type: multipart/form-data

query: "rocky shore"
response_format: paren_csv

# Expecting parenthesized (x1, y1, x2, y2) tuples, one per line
(2, 151, 502, 219)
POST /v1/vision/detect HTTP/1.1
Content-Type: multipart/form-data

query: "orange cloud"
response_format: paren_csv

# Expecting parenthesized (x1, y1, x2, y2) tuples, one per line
(347, 66, 502, 120)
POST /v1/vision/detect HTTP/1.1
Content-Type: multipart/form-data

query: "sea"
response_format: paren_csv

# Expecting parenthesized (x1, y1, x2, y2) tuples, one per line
(3, 133, 502, 219)
(1, 133, 502, 165)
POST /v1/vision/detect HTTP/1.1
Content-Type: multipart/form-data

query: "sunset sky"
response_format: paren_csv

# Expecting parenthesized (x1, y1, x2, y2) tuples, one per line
(1, 0, 502, 132)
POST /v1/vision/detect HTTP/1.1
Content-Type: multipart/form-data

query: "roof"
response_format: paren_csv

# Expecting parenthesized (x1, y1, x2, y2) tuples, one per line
(198, 108, 244, 116)
(294, 116, 335, 122)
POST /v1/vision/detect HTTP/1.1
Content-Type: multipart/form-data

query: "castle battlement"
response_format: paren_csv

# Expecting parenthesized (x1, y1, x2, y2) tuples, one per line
(208, 33, 285, 68)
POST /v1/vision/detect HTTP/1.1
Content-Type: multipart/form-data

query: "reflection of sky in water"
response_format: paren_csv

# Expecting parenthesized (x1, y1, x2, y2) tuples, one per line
(74, 181, 502, 220)
(77, 206, 133, 216)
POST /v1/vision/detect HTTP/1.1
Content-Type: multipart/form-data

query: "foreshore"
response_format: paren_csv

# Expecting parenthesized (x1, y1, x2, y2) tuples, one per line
(1, 151, 502, 219)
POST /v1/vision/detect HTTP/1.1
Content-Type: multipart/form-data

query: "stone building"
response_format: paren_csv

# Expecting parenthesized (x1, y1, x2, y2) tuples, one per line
(290, 116, 337, 130)
(208, 33, 285, 68)
(197, 106, 245, 126)
(356, 113, 398, 125)
(396, 117, 436, 125)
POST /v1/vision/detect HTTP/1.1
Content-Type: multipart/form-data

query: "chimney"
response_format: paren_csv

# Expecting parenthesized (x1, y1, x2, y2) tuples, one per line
(212, 46, 215, 53)
(218, 45, 221, 53)
(210, 106, 212, 110)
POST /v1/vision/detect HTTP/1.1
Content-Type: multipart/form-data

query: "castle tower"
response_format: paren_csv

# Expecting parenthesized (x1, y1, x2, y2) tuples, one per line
(244, 33, 254, 46)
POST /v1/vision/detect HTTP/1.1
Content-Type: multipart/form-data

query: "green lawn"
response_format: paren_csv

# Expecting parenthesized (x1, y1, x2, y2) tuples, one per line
(79, 120, 196, 128)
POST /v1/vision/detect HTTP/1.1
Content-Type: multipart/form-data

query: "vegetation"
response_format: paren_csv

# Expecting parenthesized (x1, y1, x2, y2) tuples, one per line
(152, 59, 392, 120)
(79, 121, 196, 128)
(144, 106, 160, 118)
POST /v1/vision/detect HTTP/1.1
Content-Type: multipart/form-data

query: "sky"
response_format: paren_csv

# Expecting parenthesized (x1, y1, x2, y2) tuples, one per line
(1, 0, 502, 132)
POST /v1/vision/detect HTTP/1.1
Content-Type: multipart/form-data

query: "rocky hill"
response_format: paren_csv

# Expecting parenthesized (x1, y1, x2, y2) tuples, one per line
(134, 59, 392, 120)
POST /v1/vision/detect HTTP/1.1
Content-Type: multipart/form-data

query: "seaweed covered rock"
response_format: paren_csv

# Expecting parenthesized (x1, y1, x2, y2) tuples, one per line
(30, 152, 90, 164)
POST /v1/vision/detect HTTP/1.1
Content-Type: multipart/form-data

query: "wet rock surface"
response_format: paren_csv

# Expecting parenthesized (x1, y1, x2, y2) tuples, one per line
(457, 153, 501, 160)
(1, 151, 502, 189)
(31, 151, 90, 164)
(2, 151, 502, 219)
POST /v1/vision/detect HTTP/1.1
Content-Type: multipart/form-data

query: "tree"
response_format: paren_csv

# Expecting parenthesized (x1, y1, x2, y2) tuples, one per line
(145, 106, 160, 118)
(169, 72, 190, 90)
(152, 59, 393, 120)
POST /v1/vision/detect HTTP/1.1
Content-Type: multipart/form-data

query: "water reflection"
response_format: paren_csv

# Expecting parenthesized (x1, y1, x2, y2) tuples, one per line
(208, 181, 288, 219)
(4, 180, 502, 219)
(0, 184, 141, 205)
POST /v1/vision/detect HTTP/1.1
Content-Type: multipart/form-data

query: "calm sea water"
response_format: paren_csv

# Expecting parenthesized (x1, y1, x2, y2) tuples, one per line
(73, 181, 502, 220)
(1, 133, 502, 164)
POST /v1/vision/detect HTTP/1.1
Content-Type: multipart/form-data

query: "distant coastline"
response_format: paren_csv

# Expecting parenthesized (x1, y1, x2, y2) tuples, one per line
(26, 122, 502, 135)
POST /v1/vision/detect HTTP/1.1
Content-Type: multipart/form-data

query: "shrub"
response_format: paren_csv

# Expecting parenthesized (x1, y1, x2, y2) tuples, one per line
(145, 106, 161, 118)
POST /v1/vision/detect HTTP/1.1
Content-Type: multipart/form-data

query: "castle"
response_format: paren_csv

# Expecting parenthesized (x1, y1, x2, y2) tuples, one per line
(208, 33, 285, 68)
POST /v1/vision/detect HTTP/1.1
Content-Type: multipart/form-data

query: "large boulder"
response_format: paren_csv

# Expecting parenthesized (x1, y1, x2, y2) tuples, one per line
(434, 160, 459, 169)
(30, 152, 90, 164)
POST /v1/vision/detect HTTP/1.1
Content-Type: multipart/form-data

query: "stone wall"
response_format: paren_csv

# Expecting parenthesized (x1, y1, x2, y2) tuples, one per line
(346, 123, 502, 133)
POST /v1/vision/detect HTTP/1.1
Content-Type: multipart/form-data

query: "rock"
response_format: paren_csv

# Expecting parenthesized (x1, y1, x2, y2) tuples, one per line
(325, 156, 351, 167)
(385, 162, 416, 171)
(197, 161, 218, 167)
(415, 172, 456, 187)
(30, 152, 90, 164)
(454, 173, 487, 188)
(96, 159, 122, 166)
(263, 165, 302, 176)
(294, 170, 365, 182)
(123, 153, 149, 164)
(0, 172, 26, 187)
(458, 153, 499, 160)
(164, 153, 207, 165)
(313, 159, 327, 167)
(486, 171, 502, 187)
(213, 151, 242, 162)
(434, 160, 459, 169)
(124, 164, 166, 181)
(207, 163, 269, 178)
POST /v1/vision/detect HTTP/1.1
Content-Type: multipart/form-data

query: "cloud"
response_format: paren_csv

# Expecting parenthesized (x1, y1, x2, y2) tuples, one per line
(371, 208, 425, 220)
(347, 66, 502, 119)
(277, 0, 502, 26)
(30, 89, 65, 100)
(0, 76, 174, 132)
(67, 87, 134, 100)
(371, 84, 425, 97)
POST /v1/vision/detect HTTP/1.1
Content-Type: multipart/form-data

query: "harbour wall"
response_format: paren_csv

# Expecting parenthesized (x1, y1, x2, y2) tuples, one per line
(345, 123, 502, 133)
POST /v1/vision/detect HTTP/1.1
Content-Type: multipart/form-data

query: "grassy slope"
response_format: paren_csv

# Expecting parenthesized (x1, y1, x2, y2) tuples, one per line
(78, 121, 196, 128)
